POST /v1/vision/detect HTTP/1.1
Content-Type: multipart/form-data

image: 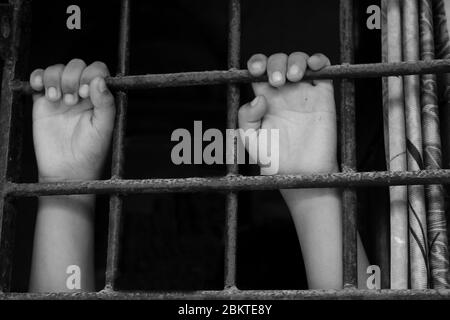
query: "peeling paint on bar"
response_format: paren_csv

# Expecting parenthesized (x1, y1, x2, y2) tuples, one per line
(11, 59, 450, 93)
(340, 0, 358, 289)
(1, 289, 450, 300)
(105, 0, 130, 291)
(224, 0, 240, 290)
(5, 170, 450, 197)
(0, 0, 30, 292)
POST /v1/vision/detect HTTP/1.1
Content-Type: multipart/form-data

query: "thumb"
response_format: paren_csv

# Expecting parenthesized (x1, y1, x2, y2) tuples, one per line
(238, 95, 268, 131)
(89, 77, 116, 134)
(238, 95, 268, 162)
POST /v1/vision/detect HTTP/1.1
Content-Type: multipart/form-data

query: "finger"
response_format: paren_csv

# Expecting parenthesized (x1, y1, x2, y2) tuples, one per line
(287, 52, 309, 82)
(89, 77, 116, 134)
(267, 53, 288, 87)
(79, 61, 110, 99)
(307, 53, 332, 87)
(30, 69, 44, 102)
(43, 64, 64, 102)
(61, 59, 86, 106)
(248, 54, 271, 95)
(238, 95, 268, 131)
(247, 54, 267, 77)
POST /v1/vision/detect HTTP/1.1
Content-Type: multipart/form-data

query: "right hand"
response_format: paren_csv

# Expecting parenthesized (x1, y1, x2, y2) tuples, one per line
(238, 52, 339, 175)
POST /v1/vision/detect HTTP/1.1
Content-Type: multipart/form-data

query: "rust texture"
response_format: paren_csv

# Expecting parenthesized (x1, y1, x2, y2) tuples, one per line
(0, 289, 450, 300)
(0, 0, 30, 292)
(224, 0, 240, 290)
(11, 59, 450, 93)
(105, 0, 131, 291)
(5, 170, 450, 197)
(340, 0, 358, 288)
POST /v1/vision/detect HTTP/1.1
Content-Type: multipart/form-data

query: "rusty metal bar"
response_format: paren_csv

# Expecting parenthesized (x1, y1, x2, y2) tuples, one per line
(340, 0, 358, 289)
(224, 0, 240, 290)
(1, 289, 450, 300)
(105, 0, 130, 291)
(0, 0, 30, 293)
(6, 170, 450, 197)
(11, 59, 450, 93)
(379, 0, 391, 290)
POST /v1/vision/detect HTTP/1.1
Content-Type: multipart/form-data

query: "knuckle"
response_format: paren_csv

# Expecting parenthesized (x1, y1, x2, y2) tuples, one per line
(43, 64, 64, 83)
(291, 52, 309, 61)
(268, 53, 287, 66)
(91, 61, 109, 73)
(30, 69, 43, 80)
(61, 71, 80, 90)
(45, 64, 64, 74)
(249, 53, 266, 62)
(69, 58, 86, 66)
(314, 52, 329, 61)
(272, 52, 288, 59)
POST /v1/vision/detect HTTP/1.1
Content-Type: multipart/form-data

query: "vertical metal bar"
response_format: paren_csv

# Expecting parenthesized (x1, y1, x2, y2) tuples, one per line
(105, 0, 130, 291)
(379, 0, 391, 289)
(224, 0, 240, 290)
(340, 0, 358, 288)
(0, 0, 30, 293)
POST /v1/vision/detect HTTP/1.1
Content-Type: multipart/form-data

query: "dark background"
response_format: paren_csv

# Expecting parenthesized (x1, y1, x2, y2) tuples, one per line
(9, 0, 390, 291)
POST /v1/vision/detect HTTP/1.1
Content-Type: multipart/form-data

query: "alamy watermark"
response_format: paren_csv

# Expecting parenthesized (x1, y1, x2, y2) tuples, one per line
(171, 121, 280, 175)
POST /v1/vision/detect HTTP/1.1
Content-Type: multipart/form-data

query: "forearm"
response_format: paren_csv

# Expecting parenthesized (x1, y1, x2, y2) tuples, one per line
(281, 188, 369, 289)
(29, 195, 95, 292)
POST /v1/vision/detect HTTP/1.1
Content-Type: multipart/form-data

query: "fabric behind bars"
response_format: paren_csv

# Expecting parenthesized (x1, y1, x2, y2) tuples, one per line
(383, 0, 450, 289)
(434, 0, 450, 287)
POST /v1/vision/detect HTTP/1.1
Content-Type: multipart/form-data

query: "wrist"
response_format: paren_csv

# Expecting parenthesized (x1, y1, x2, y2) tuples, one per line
(38, 171, 101, 183)
(280, 161, 340, 203)
(39, 194, 96, 213)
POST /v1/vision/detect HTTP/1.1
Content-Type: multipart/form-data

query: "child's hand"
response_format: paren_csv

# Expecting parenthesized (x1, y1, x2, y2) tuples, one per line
(29, 59, 115, 182)
(239, 52, 338, 175)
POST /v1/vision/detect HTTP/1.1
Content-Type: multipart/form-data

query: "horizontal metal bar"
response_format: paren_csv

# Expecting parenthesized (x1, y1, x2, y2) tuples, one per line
(1, 289, 450, 300)
(10, 59, 450, 93)
(5, 170, 450, 197)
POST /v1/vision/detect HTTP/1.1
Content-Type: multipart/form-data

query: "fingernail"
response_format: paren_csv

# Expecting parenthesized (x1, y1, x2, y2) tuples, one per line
(98, 78, 107, 93)
(34, 75, 43, 88)
(252, 62, 264, 72)
(79, 84, 89, 98)
(271, 71, 283, 84)
(288, 65, 300, 77)
(47, 87, 58, 100)
(251, 96, 260, 107)
(64, 93, 78, 105)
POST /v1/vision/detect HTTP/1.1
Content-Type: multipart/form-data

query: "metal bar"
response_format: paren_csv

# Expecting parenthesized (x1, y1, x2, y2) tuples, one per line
(11, 59, 450, 93)
(340, 0, 358, 289)
(7, 170, 450, 197)
(105, 0, 130, 291)
(0, 0, 29, 292)
(379, 0, 391, 289)
(224, 0, 240, 290)
(1, 289, 450, 300)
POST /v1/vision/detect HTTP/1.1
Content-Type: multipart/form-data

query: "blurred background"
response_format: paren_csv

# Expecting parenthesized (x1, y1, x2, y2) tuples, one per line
(9, 0, 389, 291)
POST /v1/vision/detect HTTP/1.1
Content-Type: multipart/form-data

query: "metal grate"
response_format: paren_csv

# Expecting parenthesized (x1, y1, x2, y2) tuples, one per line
(0, 0, 450, 299)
